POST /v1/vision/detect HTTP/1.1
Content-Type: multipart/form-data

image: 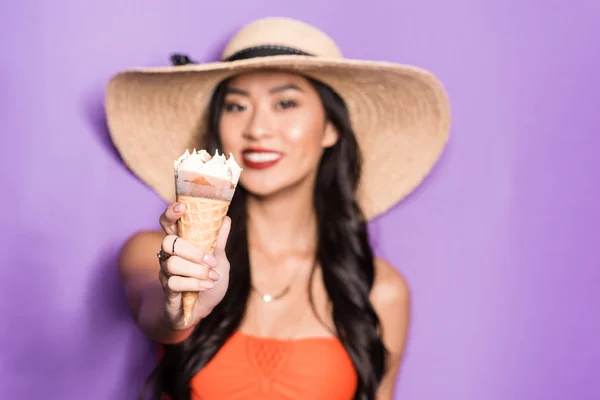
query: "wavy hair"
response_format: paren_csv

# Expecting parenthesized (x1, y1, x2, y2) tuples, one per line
(142, 73, 389, 400)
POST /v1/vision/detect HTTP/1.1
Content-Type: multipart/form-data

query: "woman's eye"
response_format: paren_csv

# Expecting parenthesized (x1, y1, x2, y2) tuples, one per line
(277, 100, 297, 110)
(224, 103, 246, 112)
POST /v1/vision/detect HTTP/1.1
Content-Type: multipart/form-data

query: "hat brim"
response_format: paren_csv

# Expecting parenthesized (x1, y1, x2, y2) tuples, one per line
(105, 55, 451, 220)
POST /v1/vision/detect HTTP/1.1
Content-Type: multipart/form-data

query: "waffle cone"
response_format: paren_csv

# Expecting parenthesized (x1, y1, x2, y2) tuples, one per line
(176, 194, 230, 325)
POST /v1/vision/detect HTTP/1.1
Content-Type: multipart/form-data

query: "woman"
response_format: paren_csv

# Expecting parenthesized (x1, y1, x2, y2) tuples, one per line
(106, 17, 450, 400)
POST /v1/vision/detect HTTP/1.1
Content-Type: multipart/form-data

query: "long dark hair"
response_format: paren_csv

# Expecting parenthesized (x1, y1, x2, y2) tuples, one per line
(143, 74, 389, 400)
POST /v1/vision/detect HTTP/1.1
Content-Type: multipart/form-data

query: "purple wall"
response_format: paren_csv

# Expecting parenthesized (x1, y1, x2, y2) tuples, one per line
(2, 1, 599, 399)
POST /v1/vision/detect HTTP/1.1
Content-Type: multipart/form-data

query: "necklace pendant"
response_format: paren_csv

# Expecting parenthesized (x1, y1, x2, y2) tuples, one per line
(263, 294, 273, 303)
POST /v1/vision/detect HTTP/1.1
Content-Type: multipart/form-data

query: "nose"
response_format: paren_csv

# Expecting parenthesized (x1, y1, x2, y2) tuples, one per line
(243, 105, 274, 140)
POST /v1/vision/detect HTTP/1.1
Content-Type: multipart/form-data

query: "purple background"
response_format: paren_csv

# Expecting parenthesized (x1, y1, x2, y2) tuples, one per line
(2, 1, 599, 399)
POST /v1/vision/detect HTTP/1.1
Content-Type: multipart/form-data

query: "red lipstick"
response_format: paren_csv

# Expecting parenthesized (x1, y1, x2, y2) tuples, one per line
(241, 148, 283, 170)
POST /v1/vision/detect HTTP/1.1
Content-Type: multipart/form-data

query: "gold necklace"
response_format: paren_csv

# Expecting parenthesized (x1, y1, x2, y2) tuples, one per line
(251, 284, 292, 303)
(251, 259, 316, 303)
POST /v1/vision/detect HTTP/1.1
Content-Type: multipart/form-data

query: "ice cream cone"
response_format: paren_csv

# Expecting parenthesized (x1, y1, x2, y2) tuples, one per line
(177, 194, 230, 325)
(173, 148, 242, 326)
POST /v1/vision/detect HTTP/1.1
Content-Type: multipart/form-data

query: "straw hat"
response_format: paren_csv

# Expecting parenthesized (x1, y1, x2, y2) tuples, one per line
(105, 17, 451, 220)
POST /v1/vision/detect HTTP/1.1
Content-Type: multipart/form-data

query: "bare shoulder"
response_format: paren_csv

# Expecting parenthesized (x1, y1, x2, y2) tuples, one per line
(371, 257, 411, 309)
(371, 257, 411, 398)
(119, 229, 165, 271)
(119, 231, 165, 297)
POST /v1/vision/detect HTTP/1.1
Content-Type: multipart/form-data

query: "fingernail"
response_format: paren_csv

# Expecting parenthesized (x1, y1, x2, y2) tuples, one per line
(209, 270, 220, 281)
(173, 203, 185, 213)
(201, 281, 214, 289)
(203, 254, 217, 267)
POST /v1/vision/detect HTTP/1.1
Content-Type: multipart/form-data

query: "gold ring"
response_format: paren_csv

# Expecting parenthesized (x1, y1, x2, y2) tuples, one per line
(172, 237, 179, 255)
(156, 249, 171, 262)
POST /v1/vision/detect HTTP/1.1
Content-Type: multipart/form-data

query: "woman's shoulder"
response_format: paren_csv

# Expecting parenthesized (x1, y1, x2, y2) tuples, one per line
(371, 257, 410, 307)
(118, 229, 165, 269)
(371, 257, 411, 384)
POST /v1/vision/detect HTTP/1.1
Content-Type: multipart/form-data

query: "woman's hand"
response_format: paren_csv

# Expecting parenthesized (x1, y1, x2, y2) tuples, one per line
(157, 202, 231, 330)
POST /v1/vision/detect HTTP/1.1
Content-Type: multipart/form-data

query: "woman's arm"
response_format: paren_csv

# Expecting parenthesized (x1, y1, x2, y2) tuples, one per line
(118, 230, 194, 344)
(371, 257, 411, 400)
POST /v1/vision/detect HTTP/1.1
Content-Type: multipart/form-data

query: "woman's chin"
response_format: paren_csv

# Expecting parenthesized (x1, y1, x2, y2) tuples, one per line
(240, 180, 283, 199)
(240, 172, 312, 199)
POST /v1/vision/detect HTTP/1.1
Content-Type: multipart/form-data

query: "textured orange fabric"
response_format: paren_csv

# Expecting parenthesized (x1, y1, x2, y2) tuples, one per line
(156, 331, 356, 399)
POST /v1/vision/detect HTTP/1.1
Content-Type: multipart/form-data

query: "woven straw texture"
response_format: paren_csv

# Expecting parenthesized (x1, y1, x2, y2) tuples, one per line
(105, 17, 451, 220)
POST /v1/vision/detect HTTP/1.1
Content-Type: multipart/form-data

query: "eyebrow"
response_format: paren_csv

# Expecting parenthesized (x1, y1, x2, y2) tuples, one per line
(225, 87, 250, 96)
(225, 84, 304, 97)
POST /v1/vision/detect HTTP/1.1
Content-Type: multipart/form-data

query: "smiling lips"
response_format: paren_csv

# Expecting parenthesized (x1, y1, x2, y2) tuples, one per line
(242, 148, 283, 170)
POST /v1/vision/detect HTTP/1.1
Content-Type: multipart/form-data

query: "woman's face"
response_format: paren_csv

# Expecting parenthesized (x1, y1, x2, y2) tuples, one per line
(218, 71, 338, 197)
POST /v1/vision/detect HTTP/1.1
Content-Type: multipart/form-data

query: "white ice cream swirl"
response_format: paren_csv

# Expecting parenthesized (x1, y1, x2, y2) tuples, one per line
(174, 149, 242, 186)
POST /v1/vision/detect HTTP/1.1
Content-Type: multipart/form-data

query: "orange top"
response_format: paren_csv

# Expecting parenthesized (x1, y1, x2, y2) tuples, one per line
(183, 331, 358, 400)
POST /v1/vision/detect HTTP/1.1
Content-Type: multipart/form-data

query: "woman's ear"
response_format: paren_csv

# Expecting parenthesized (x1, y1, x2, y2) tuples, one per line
(321, 121, 339, 148)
